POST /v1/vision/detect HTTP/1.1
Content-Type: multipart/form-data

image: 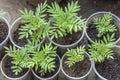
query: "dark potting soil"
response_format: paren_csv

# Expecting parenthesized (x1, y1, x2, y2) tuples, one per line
(59, 0, 68, 7)
(95, 53, 120, 80)
(33, 56, 60, 78)
(87, 22, 119, 42)
(0, 48, 6, 61)
(0, 21, 8, 43)
(62, 53, 91, 77)
(13, 24, 28, 47)
(54, 31, 82, 45)
(0, 40, 13, 61)
(4, 56, 28, 78)
(56, 47, 67, 58)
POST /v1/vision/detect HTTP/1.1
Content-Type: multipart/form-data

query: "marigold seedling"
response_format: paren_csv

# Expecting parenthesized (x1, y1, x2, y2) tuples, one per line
(93, 13, 116, 37)
(65, 46, 85, 67)
(47, 1, 86, 39)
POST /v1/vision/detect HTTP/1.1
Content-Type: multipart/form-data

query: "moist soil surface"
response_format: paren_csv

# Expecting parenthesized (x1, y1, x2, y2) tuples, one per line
(53, 31, 82, 45)
(0, 40, 13, 61)
(0, 21, 8, 43)
(96, 53, 120, 80)
(0, 48, 6, 61)
(4, 56, 28, 78)
(62, 53, 91, 77)
(13, 24, 28, 47)
(87, 22, 120, 42)
(33, 56, 60, 78)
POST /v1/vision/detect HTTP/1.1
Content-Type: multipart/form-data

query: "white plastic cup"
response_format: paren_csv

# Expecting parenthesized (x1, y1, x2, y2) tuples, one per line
(60, 51, 93, 80)
(85, 11, 120, 44)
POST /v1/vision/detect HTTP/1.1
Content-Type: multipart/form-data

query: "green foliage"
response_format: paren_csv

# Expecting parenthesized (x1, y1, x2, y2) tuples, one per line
(4, 45, 31, 75)
(65, 46, 85, 67)
(99, 33, 115, 45)
(30, 43, 57, 76)
(88, 34, 115, 63)
(93, 13, 116, 37)
(19, 1, 50, 42)
(4, 39, 57, 76)
(47, 1, 85, 39)
(0, 10, 6, 17)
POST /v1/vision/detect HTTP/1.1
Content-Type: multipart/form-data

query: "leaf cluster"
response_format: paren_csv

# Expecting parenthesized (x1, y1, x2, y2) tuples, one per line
(19, 1, 86, 40)
(19, 2, 50, 42)
(30, 43, 57, 76)
(65, 46, 85, 67)
(93, 13, 116, 37)
(88, 34, 115, 63)
(4, 45, 31, 75)
(4, 42, 57, 76)
(47, 1, 85, 39)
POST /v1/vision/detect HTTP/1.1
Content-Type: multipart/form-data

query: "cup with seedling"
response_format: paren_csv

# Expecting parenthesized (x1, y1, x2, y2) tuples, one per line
(30, 43, 60, 80)
(47, 1, 86, 48)
(85, 11, 120, 44)
(1, 45, 31, 80)
(61, 46, 92, 80)
(10, 1, 49, 48)
(88, 35, 120, 80)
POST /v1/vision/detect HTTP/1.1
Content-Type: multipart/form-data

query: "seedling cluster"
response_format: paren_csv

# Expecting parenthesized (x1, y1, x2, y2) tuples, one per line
(3, 1, 117, 77)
